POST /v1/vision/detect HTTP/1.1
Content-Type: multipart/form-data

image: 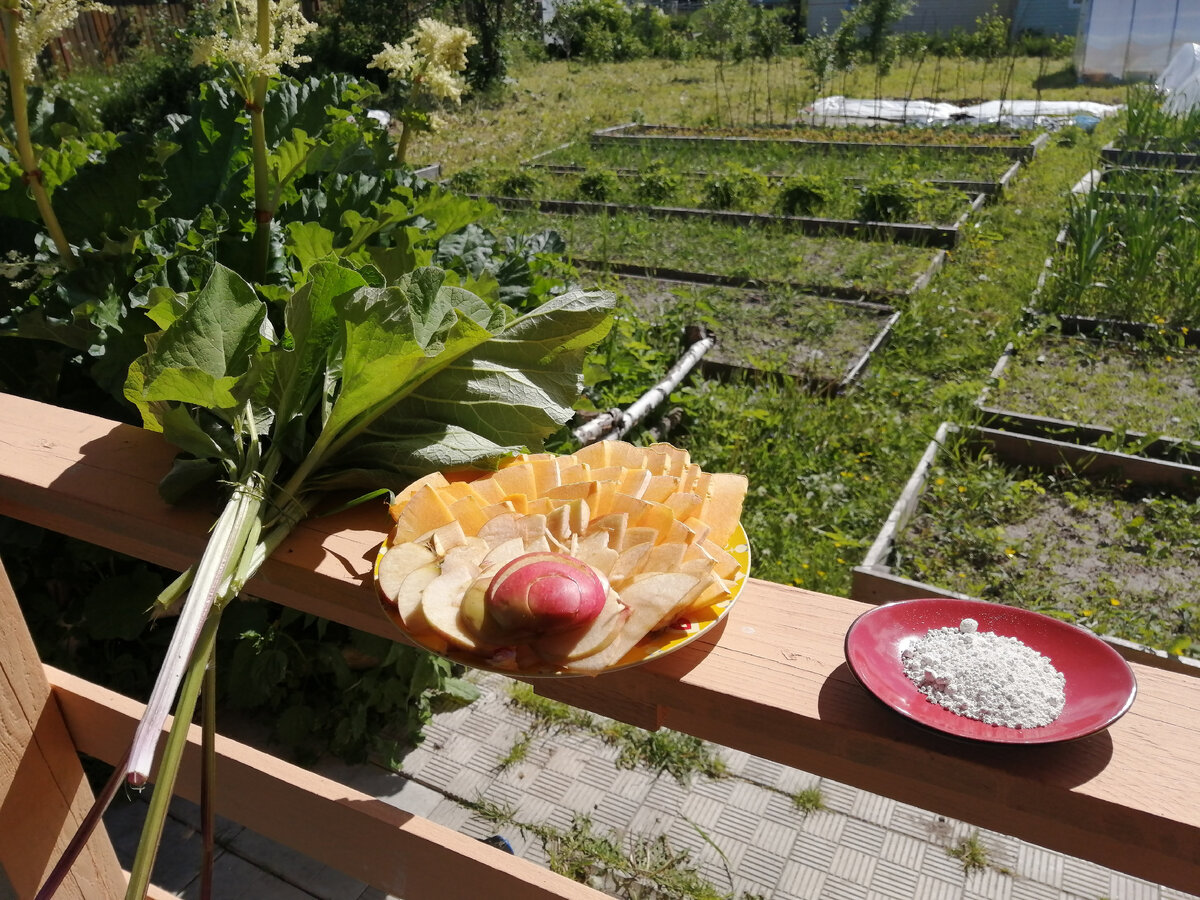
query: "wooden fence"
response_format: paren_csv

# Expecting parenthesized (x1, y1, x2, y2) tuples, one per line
(0, 1, 189, 75)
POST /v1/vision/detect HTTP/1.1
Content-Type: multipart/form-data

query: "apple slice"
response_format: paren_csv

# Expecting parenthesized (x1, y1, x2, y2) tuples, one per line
(534, 594, 630, 664)
(377, 541, 438, 608)
(567, 572, 701, 673)
(420, 539, 491, 651)
(608, 541, 653, 585)
(392, 563, 442, 634)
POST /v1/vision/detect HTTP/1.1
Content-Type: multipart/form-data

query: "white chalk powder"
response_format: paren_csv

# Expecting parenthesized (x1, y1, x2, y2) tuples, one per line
(901, 618, 1066, 728)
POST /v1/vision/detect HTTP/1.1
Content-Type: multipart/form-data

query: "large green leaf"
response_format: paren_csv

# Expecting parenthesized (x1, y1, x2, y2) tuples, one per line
(125, 264, 267, 430)
(319, 267, 496, 448)
(321, 287, 615, 488)
(54, 132, 164, 247)
(158, 83, 250, 221)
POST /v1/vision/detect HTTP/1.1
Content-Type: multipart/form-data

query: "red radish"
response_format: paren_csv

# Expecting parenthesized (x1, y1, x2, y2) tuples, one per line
(485, 552, 607, 635)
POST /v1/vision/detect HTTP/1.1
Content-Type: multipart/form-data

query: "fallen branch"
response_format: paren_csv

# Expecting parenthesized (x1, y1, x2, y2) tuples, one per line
(574, 330, 716, 445)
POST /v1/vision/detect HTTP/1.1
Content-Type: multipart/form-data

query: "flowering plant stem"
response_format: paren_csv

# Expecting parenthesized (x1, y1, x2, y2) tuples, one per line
(1, 5, 77, 268)
(248, 0, 273, 282)
(124, 612, 222, 900)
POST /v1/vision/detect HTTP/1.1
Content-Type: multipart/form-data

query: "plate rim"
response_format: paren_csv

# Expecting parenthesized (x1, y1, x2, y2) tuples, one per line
(375, 523, 751, 678)
(844, 597, 1138, 745)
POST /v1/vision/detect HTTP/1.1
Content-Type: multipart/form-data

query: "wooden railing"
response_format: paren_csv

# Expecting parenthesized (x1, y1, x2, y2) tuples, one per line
(1, 391, 1199, 897)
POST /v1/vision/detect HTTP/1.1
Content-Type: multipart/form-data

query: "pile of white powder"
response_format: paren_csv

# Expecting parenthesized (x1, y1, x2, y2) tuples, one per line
(900, 618, 1066, 728)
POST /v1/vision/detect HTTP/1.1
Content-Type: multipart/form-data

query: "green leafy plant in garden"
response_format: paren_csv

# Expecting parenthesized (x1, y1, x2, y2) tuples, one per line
(576, 166, 621, 201)
(701, 165, 768, 210)
(777, 173, 832, 216)
(633, 161, 682, 204)
(858, 176, 938, 222)
(0, 6, 616, 898)
(0, 0, 115, 268)
(493, 166, 543, 197)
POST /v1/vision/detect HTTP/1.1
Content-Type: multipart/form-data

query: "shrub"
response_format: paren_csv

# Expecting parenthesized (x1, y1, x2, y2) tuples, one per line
(859, 177, 935, 222)
(635, 164, 681, 204)
(448, 168, 488, 192)
(577, 168, 621, 201)
(777, 175, 832, 216)
(549, 0, 646, 62)
(701, 167, 768, 210)
(494, 168, 542, 197)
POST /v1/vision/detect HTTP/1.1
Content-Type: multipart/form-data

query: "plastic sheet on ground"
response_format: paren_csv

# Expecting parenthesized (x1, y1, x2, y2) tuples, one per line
(800, 96, 1123, 130)
(1157, 43, 1200, 114)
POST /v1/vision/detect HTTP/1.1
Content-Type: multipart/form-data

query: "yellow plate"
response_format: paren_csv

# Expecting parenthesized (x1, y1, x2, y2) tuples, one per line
(374, 524, 751, 677)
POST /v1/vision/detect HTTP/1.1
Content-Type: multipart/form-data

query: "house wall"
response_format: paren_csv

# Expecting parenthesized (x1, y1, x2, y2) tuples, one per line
(807, 0, 1080, 37)
(1013, 0, 1083, 36)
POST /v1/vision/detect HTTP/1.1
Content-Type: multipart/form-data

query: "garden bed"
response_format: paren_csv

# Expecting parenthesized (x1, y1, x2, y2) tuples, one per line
(593, 123, 1048, 159)
(852, 423, 1200, 669)
(523, 141, 1023, 192)
(1033, 177, 1200, 329)
(1100, 141, 1200, 170)
(977, 333, 1200, 463)
(610, 274, 899, 394)
(479, 193, 972, 248)
(486, 206, 946, 298)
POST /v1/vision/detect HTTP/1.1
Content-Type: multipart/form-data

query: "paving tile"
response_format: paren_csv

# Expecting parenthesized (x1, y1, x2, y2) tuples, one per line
(104, 796, 204, 896)
(879, 830, 926, 870)
(791, 830, 839, 872)
(1010, 877, 1061, 900)
(590, 793, 640, 832)
(829, 845, 876, 887)
(227, 828, 367, 900)
(822, 873, 876, 899)
(963, 866, 1015, 900)
(381, 778, 444, 819)
(739, 754, 786, 787)
(816, 780, 859, 815)
(799, 808, 847, 843)
(1060, 855, 1111, 898)
(840, 818, 886, 857)
(729, 873, 774, 899)
(869, 857, 921, 898)
(1016, 843, 1064, 888)
(1107, 872, 1162, 900)
(922, 842, 969, 886)
(849, 791, 896, 828)
(715, 803, 766, 844)
(776, 860, 827, 900)
(750, 817, 798, 858)
(912, 872, 966, 900)
(679, 790, 725, 829)
(737, 843, 788, 888)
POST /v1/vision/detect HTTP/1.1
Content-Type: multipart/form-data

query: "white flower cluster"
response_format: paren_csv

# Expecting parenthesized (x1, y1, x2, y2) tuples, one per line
(192, 0, 317, 82)
(6, 0, 113, 83)
(369, 18, 477, 104)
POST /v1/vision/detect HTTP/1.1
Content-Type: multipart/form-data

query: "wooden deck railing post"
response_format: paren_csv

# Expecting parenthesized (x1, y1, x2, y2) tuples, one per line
(0, 561, 127, 899)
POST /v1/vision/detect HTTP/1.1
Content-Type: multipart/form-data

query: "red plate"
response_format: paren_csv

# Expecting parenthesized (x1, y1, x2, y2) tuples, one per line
(844, 598, 1137, 744)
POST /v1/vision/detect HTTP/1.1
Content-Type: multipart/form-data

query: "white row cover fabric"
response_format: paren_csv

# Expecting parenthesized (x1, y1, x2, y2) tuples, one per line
(1157, 43, 1200, 114)
(802, 96, 1122, 129)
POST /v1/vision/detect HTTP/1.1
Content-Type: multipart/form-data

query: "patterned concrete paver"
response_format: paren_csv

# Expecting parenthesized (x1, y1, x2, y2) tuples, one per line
(105, 671, 1199, 900)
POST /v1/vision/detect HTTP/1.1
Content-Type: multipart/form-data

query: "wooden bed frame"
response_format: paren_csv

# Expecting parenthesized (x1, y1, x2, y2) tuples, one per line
(1, 393, 1198, 897)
